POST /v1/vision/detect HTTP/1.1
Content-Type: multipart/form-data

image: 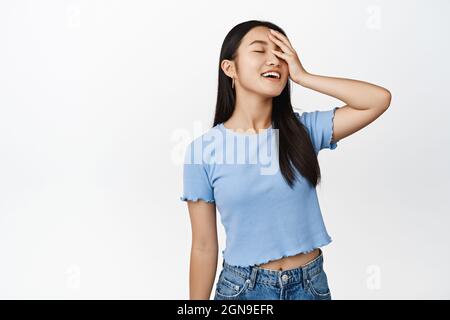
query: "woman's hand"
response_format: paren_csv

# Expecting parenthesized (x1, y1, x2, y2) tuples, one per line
(267, 29, 308, 85)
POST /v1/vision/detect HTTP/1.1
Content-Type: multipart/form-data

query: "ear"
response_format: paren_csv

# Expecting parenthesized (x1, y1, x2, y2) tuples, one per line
(221, 59, 236, 78)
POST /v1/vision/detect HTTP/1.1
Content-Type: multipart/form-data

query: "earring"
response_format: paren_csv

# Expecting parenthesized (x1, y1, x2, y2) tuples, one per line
(232, 77, 235, 89)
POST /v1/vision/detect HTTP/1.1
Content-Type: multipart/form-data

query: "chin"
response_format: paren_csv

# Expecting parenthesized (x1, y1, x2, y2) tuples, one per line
(260, 88, 284, 97)
(257, 92, 282, 99)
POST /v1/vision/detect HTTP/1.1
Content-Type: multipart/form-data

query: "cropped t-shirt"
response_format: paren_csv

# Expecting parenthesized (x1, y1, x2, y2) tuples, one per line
(180, 107, 340, 267)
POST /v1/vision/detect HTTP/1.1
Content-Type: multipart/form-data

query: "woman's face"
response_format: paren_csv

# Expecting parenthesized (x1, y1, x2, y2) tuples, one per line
(232, 26, 289, 97)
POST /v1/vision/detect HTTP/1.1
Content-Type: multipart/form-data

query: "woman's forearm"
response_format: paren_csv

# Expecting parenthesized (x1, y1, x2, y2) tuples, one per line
(297, 72, 391, 110)
(189, 247, 218, 300)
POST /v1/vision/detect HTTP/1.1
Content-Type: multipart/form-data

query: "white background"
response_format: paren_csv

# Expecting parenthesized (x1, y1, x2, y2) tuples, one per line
(0, 0, 449, 299)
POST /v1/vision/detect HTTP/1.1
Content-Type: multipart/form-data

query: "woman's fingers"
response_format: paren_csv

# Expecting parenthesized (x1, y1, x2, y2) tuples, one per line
(270, 49, 288, 60)
(269, 29, 295, 52)
(268, 33, 292, 55)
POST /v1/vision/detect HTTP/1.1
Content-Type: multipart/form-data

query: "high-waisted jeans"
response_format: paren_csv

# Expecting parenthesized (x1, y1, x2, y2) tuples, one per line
(213, 248, 332, 300)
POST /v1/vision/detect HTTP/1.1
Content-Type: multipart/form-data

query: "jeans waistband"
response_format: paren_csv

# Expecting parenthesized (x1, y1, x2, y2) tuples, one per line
(221, 248, 325, 289)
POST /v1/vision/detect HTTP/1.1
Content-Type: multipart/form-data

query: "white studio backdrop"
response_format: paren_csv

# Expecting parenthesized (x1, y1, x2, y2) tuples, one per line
(0, 0, 449, 299)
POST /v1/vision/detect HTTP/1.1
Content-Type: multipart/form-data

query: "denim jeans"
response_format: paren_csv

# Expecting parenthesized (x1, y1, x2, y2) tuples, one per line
(213, 248, 332, 300)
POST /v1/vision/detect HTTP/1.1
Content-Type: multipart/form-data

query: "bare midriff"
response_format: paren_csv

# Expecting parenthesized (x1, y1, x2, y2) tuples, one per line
(256, 248, 321, 271)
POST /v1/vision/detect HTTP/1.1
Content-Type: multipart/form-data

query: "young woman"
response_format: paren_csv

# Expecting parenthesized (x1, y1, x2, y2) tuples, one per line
(180, 20, 391, 300)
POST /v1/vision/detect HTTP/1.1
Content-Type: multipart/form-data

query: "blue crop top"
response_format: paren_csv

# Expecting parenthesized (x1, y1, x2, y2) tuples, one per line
(180, 107, 340, 267)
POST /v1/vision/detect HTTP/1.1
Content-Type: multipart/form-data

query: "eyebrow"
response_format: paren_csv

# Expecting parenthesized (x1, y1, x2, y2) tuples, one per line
(248, 40, 268, 46)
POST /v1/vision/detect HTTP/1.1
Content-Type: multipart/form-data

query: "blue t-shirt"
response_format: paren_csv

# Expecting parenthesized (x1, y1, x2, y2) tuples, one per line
(180, 107, 340, 267)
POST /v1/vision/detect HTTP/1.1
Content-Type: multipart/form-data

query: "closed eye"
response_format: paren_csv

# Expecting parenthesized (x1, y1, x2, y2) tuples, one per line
(254, 51, 264, 53)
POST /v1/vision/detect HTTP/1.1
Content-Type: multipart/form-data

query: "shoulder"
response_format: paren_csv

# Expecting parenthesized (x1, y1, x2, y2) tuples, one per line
(293, 110, 314, 127)
(293, 108, 338, 131)
(293, 109, 321, 126)
(183, 125, 223, 165)
(292, 108, 339, 152)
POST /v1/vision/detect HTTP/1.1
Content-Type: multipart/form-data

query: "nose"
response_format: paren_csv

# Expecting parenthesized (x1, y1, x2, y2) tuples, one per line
(267, 51, 281, 66)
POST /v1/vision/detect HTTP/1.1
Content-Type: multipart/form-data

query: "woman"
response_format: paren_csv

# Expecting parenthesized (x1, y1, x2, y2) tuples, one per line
(180, 20, 391, 300)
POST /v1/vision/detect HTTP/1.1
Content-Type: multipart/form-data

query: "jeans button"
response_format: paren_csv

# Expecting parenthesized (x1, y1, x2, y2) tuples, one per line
(281, 274, 289, 282)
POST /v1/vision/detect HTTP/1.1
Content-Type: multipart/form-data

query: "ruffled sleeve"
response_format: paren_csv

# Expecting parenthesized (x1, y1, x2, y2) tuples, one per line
(179, 141, 215, 204)
(294, 106, 340, 154)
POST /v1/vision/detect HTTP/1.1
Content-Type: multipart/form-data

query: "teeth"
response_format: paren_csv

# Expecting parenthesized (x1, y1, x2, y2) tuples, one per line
(261, 71, 280, 79)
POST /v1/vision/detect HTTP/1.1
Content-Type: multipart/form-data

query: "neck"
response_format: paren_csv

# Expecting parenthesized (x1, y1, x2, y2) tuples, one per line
(226, 89, 273, 131)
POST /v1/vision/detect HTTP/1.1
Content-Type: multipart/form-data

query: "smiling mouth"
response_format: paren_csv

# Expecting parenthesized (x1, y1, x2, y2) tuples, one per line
(261, 75, 281, 82)
(261, 71, 281, 83)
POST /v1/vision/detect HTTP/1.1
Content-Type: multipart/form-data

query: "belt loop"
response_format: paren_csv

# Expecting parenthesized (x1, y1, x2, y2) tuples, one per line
(302, 266, 310, 289)
(248, 266, 258, 290)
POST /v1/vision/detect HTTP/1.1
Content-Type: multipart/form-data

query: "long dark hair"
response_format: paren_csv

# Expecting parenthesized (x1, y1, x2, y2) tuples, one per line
(213, 20, 322, 189)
